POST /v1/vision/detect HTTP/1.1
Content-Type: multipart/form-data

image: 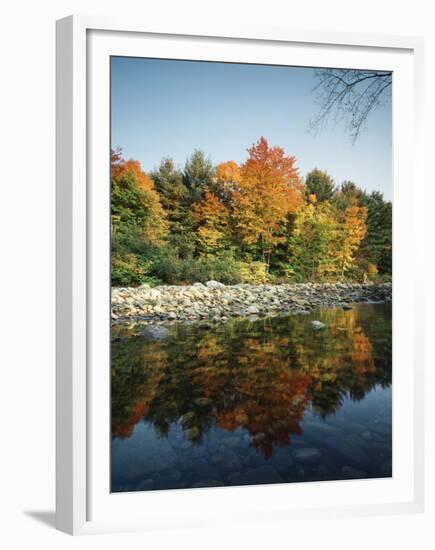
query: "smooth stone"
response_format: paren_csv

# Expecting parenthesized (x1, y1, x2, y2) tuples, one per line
(143, 325, 169, 341)
(205, 280, 225, 289)
(179, 411, 196, 425)
(246, 305, 260, 314)
(342, 304, 353, 310)
(293, 447, 321, 463)
(311, 320, 326, 330)
(185, 427, 200, 440)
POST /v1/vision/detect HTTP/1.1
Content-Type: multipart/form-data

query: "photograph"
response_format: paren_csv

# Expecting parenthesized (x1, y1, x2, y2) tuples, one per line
(110, 57, 393, 493)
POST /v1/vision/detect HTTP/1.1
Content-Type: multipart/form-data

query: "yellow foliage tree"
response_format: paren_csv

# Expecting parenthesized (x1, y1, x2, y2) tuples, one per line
(209, 161, 242, 204)
(337, 205, 368, 277)
(192, 191, 231, 254)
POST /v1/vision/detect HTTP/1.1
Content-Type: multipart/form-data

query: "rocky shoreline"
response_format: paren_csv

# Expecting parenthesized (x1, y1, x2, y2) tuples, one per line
(111, 281, 392, 325)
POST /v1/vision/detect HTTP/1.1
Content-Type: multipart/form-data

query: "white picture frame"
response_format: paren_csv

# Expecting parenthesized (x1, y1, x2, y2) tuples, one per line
(56, 14, 425, 535)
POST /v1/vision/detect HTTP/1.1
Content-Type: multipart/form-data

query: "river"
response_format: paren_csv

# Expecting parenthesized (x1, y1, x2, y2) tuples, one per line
(111, 302, 392, 492)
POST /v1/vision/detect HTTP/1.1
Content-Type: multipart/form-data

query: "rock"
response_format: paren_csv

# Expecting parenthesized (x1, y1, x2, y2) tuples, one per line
(342, 304, 353, 310)
(293, 447, 321, 463)
(143, 325, 169, 341)
(185, 427, 200, 440)
(138, 283, 151, 290)
(112, 282, 392, 323)
(206, 280, 225, 289)
(179, 411, 196, 425)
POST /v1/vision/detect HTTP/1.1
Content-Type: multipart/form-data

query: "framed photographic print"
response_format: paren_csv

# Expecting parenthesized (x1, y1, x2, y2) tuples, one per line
(56, 15, 425, 535)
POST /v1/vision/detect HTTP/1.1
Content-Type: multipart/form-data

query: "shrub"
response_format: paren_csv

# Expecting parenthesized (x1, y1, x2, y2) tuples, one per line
(150, 249, 244, 285)
(236, 261, 268, 284)
(111, 253, 156, 286)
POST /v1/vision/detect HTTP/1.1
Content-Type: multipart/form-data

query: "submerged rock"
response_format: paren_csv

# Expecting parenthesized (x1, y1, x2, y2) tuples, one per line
(311, 320, 326, 330)
(293, 447, 321, 463)
(143, 325, 169, 341)
(185, 427, 200, 440)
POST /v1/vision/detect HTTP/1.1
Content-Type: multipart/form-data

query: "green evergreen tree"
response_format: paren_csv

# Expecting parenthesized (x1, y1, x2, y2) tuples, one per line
(305, 168, 336, 202)
(183, 149, 214, 204)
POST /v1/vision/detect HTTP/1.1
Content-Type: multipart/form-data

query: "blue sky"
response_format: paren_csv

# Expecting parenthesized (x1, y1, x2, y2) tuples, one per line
(111, 57, 392, 201)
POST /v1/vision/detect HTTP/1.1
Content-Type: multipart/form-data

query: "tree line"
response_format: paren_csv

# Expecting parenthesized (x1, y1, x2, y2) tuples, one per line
(111, 137, 392, 286)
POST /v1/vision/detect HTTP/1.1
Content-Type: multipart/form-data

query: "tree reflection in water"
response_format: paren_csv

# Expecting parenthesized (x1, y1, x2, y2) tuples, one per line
(111, 303, 391, 460)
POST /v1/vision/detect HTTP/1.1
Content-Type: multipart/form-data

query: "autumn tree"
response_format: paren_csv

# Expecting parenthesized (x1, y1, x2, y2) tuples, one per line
(336, 205, 368, 277)
(288, 200, 340, 280)
(192, 191, 231, 255)
(111, 150, 168, 285)
(232, 137, 303, 270)
(211, 160, 241, 205)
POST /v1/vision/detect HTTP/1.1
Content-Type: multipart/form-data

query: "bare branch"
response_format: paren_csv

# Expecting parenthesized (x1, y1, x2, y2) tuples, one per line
(310, 69, 392, 142)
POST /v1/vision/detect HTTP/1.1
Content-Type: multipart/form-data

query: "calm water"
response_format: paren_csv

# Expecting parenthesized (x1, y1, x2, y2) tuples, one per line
(111, 302, 392, 492)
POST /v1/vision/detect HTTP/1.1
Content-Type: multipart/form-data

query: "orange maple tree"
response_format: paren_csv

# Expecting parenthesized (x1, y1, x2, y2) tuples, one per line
(232, 137, 303, 269)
